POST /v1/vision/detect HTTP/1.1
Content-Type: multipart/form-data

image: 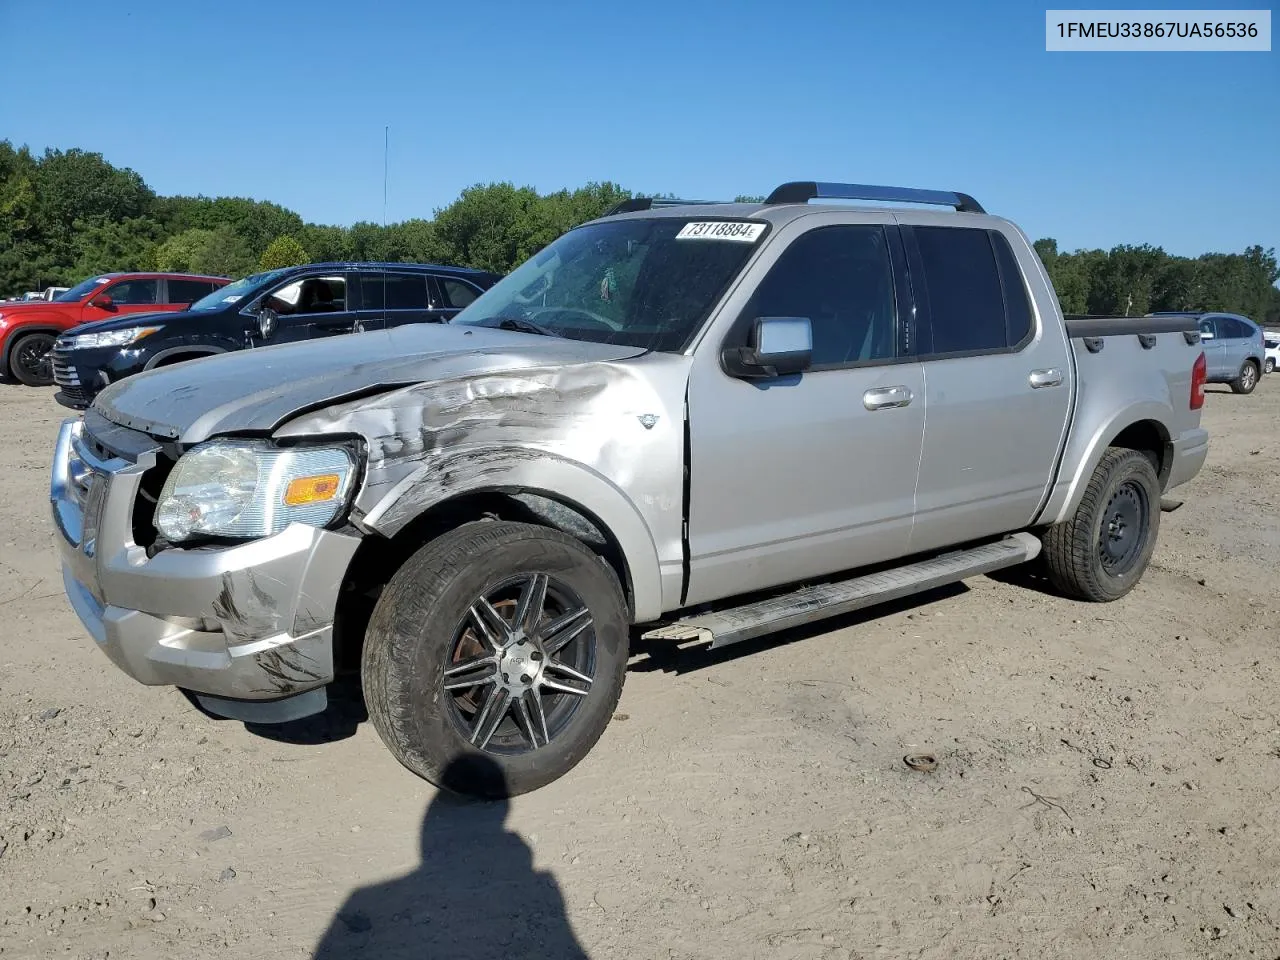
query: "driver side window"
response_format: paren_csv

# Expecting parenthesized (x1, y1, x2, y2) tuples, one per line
(265, 276, 347, 316)
(741, 225, 898, 368)
(103, 279, 158, 305)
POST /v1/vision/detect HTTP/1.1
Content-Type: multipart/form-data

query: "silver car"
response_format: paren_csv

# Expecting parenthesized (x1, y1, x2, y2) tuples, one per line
(1151, 312, 1266, 394)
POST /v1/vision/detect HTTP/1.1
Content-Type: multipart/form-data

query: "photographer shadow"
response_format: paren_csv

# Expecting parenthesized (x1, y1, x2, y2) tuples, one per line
(313, 755, 588, 959)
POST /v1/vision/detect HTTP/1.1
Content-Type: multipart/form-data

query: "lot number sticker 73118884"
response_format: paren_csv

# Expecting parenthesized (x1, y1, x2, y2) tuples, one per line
(675, 221, 766, 242)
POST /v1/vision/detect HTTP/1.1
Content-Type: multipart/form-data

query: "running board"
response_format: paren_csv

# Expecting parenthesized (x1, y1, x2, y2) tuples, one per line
(642, 533, 1042, 650)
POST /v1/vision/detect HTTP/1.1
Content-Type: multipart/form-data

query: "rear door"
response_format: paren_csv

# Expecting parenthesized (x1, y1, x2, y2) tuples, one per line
(358, 271, 437, 330)
(903, 222, 1073, 553)
(1218, 316, 1253, 378)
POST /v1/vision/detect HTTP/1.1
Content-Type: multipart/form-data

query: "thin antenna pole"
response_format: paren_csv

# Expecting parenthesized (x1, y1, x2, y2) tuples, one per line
(382, 125, 389, 228)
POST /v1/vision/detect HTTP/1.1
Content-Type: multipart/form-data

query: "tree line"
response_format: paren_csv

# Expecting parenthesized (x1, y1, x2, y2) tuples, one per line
(2, 141, 1277, 323)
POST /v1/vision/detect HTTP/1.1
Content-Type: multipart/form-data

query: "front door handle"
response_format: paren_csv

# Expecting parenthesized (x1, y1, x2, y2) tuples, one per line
(1029, 368, 1064, 389)
(863, 385, 914, 410)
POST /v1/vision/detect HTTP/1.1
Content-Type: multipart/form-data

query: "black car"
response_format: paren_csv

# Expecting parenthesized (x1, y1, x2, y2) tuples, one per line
(51, 261, 501, 409)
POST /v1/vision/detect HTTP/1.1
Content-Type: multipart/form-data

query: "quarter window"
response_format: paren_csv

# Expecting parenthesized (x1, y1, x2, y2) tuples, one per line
(739, 225, 897, 367)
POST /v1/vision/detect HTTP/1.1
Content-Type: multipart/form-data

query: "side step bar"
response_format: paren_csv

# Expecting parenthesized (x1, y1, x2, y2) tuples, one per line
(642, 533, 1042, 650)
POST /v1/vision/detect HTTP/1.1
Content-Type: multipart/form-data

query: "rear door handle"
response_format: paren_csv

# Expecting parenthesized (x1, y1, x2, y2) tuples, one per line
(1029, 368, 1064, 389)
(863, 385, 913, 410)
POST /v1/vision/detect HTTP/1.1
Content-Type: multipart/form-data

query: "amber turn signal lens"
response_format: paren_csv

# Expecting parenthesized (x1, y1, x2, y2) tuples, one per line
(284, 474, 342, 506)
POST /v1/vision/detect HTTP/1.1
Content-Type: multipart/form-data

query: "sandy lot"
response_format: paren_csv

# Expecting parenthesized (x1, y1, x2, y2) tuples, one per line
(1, 375, 1278, 960)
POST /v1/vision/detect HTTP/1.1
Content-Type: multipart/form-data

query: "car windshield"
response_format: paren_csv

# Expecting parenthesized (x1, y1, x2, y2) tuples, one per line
(55, 275, 115, 302)
(187, 269, 291, 312)
(451, 217, 767, 351)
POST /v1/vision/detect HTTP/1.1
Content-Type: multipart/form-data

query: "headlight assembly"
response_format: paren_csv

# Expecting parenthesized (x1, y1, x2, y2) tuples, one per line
(154, 440, 357, 543)
(65, 325, 163, 349)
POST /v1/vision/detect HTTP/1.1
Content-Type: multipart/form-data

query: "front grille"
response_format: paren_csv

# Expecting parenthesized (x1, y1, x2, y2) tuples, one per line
(50, 352, 80, 387)
(57, 383, 93, 407)
(80, 411, 174, 549)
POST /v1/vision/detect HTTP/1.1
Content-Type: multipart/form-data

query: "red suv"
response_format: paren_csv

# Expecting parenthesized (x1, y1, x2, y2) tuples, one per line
(0, 272, 230, 386)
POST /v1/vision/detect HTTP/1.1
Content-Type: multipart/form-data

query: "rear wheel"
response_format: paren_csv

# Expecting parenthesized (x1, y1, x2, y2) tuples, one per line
(362, 520, 629, 798)
(1230, 360, 1259, 394)
(1265, 357, 1275, 375)
(10, 332, 57, 387)
(1043, 447, 1161, 602)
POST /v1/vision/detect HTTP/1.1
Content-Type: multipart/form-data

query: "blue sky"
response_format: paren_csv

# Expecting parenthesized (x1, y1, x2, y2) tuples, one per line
(1, 0, 1275, 257)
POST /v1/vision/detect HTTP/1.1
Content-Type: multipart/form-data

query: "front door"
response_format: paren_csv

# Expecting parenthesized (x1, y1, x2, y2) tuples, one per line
(685, 220, 926, 606)
(82, 277, 166, 323)
(252, 273, 354, 347)
(1198, 317, 1227, 378)
(903, 224, 1074, 553)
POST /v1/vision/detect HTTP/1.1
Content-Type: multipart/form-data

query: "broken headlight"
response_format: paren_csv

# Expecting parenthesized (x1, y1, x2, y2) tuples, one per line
(154, 440, 356, 542)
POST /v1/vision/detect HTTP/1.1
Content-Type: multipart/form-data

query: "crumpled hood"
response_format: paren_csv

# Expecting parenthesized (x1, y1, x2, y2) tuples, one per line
(92, 323, 649, 443)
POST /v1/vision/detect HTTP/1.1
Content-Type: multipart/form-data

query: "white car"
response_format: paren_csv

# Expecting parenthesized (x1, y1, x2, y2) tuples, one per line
(1265, 331, 1279, 375)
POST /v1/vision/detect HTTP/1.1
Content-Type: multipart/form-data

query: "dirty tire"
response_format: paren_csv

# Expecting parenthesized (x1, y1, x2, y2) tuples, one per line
(1230, 360, 1259, 394)
(1042, 447, 1161, 602)
(362, 520, 629, 799)
(10, 332, 57, 387)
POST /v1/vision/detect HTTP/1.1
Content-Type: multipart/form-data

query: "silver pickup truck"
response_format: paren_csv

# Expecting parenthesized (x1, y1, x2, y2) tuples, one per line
(51, 182, 1210, 798)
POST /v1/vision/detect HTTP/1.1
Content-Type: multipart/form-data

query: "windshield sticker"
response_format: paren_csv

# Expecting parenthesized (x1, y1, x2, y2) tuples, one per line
(676, 221, 765, 242)
(222, 295, 243, 303)
(95, 277, 111, 284)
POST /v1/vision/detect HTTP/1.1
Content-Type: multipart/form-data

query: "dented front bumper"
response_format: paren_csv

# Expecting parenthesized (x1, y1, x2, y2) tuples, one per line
(51, 417, 360, 708)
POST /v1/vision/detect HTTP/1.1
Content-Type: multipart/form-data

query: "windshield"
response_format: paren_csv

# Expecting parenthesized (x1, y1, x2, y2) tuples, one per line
(451, 217, 767, 351)
(55, 275, 115, 302)
(187, 268, 291, 312)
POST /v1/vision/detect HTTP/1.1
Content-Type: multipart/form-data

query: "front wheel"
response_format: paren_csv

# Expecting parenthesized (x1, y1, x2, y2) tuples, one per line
(1265, 358, 1275, 375)
(362, 520, 629, 798)
(1042, 447, 1161, 602)
(10, 332, 57, 387)
(1230, 360, 1259, 394)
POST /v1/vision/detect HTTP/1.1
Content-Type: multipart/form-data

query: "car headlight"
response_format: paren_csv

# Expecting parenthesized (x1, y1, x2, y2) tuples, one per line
(65, 325, 163, 349)
(154, 440, 357, 542)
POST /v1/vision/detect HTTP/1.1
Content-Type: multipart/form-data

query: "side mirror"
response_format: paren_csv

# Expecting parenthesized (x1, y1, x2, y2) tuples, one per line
(90, 293, 114, 309)
(1199, 330, 1214, 341)
(257, 306, 279, 339)
(722, 316, 813, 378)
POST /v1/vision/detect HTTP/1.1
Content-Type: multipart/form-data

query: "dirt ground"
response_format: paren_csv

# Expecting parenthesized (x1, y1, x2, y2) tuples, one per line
(1, 375, 1278, 960)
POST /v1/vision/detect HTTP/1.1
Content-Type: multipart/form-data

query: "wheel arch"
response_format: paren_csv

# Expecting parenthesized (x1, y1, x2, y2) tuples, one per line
(2, 323, 63, 370)
(144, 346, 226, 370)
(1037, 405, 1174, 527)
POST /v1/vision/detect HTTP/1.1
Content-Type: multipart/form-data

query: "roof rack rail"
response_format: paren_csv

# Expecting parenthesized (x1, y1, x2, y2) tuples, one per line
(604, 197, 727, 216)
(763, 181, 985, 214)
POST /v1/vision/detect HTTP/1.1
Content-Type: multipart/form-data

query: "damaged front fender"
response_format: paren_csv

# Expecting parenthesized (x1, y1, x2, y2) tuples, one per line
(273, 357, 691, 623)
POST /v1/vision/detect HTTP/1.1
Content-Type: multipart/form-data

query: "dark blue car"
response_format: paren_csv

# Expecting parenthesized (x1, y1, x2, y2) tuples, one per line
(51, 261, 501, 409)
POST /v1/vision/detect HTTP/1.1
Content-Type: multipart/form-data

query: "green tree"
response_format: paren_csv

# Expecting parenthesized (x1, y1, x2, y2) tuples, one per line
(71, 216, 164, 276)
(259, 235, 310, 270)
(154, 225, 255, 277)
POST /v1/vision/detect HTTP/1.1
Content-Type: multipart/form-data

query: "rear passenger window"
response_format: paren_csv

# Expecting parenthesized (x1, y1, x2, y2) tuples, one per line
(912, 227, 1008, 354)
(992, 232, 1033, 347)
(167, 279, 215, 304)
(438, 278, 481, 309)
(1221, 318, 1250, 339)
(363, 274, 430, 310)
(739, 225, 898, 367)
